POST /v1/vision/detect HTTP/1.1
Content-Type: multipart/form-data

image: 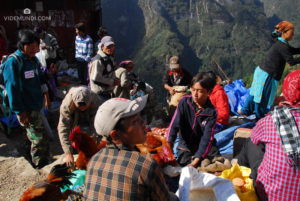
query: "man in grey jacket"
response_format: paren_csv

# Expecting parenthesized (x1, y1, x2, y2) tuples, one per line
(89, 36, 120, 102)
(57, 86, 102, 166)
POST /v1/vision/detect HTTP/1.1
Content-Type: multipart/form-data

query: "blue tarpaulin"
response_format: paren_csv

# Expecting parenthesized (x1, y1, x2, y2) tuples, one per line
(224, 79, 250, 115)
(214, 121, 256, 154)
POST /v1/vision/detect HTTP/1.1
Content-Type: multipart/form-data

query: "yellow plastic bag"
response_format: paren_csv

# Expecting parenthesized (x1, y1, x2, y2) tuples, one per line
(219, 164, 258, 201)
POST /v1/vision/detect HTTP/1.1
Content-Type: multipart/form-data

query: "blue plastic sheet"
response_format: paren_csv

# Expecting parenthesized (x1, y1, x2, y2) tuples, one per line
(224, 79, 250, 115)
(214, 122, 256, 155)
(0, 115, 20, 128)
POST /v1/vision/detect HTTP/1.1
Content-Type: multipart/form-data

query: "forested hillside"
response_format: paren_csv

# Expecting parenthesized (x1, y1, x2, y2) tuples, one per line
(102, 0, 300, 101)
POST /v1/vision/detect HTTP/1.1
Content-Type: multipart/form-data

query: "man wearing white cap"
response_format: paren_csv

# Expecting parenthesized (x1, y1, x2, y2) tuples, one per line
(163, 56, 192, 118)
(57, 86, 101, 166)
(84, 96, 178, 201)
(89, 35, 120, 102)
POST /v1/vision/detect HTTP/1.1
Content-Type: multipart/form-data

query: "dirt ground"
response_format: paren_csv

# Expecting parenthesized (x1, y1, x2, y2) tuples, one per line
(0, 91, 167, 201)
(0, 113, 67, 201)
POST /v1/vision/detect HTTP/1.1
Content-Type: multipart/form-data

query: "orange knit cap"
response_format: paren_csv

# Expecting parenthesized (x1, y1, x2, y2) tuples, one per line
(275, 21, 294, 33)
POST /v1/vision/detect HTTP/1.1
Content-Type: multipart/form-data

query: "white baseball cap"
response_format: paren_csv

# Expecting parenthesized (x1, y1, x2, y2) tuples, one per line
(94, 95, 148, 136)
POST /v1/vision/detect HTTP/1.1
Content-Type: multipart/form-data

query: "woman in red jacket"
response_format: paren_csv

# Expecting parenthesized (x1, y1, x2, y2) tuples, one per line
(207, 71, 230, 133)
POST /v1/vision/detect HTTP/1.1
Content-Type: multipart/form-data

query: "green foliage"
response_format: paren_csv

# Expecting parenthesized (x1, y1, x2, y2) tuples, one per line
(277, 65, 300, 94)
(102, 0, 300, 103)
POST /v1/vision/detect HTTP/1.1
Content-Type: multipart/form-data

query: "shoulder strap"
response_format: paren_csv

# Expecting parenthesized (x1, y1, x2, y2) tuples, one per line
(91, 54, 102, 63)
(9, 52, 24, 92)
(91, 54, 114, 75)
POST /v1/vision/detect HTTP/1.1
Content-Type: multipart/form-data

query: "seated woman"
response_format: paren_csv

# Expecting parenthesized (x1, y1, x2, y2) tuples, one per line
(251, 70, 300, 201)
(167, 72, 220, 167)
(207, 71, 230, 133)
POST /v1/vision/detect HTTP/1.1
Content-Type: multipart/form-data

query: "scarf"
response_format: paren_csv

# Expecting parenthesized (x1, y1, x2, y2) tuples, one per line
(272, 106, 300, 169)
(282, 69, 300, 107)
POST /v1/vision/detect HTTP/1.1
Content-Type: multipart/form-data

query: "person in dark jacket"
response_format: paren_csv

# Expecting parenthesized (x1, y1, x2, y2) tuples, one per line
(163, 56, 192, 117)
(240, 21, 300, 119)
(167, 72, 220, 167)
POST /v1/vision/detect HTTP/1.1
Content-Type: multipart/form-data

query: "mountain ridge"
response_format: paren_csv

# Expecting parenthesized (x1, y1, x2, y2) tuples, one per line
(102, 0, 299, 100)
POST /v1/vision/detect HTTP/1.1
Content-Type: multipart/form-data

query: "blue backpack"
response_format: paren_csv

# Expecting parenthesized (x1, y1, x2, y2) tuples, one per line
(0, 52, 23, 134)
(0, 52, 23, 90)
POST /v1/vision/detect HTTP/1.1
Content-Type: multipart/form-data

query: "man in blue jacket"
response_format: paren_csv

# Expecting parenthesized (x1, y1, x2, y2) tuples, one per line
(2, 29, 51, 168)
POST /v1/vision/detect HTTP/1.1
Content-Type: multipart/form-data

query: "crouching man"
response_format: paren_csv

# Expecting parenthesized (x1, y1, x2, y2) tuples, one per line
(84, 95, 179, 201)
(58, 86, 102, 167)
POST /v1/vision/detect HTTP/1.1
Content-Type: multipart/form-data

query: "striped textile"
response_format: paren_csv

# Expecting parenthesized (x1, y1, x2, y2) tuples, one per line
(83, 144, 172, 201)
(75, 35, 93, 62)
(42, 33, 59, 59)
(251, 109, 300, 201)
(272, 106, 300, 168)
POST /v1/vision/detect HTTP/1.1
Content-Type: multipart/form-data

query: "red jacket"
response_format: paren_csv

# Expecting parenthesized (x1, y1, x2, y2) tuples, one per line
(0, 36, 8, 60)
(209, 84, 229, 125)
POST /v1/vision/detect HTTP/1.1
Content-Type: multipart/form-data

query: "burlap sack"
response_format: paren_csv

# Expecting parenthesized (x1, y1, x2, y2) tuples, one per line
(169, 92, 188, 107)
(169, 86, 189, 107)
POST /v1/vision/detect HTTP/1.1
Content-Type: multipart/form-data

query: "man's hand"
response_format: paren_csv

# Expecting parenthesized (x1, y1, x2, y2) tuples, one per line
(64, 152, 74, 167)
(41, 44, 47, 50)
(44, 92, 51, 110)
(188, 157, 200, 168)
(49, 63, 57, 75)
(18, 111, 29, 124)
(169, 88, 175, 95)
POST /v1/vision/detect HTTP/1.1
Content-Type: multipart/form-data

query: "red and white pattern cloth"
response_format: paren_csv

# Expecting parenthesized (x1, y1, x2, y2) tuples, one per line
(251, 110, 300, 201)
(282, 69, 300, 106)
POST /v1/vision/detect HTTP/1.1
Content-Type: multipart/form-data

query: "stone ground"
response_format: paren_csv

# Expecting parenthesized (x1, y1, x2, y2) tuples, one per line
(0, 90, 168, 201)
(0, 114, 66, 201)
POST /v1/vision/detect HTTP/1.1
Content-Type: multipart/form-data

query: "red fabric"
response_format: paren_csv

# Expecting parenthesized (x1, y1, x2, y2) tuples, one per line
(169, 68, 184, 77)
(209, 84, 229, 125)
(282, 69, 300, 106)
(0, 36, 8, 60)
(251, 111, 300, 201)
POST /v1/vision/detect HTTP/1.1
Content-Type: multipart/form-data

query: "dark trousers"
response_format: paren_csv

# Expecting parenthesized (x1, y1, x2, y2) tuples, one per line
(98, 92, 113, 103)
(177, 144, 220, 167)
(235, 138, 265, 192)
(76, 60, 88, 85)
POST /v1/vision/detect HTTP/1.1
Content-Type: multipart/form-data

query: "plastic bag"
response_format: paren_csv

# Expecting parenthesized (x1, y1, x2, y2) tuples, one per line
(60, 169, 86, 192)
(36, 49, 48, 67)
(219, 164, 258, 201)
(224, 80, 250, 115)
(163, 165, 182, 177)
(176, 166, 240, 201)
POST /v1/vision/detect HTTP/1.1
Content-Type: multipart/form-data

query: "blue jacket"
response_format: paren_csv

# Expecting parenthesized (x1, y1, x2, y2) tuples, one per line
(2, 49, 46, 113)
(167, 96, 217, 159)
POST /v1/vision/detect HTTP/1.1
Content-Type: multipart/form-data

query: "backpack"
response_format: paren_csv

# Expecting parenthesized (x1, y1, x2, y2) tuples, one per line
(0, 53, 23, 134)
(0, 52, 23, 91)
